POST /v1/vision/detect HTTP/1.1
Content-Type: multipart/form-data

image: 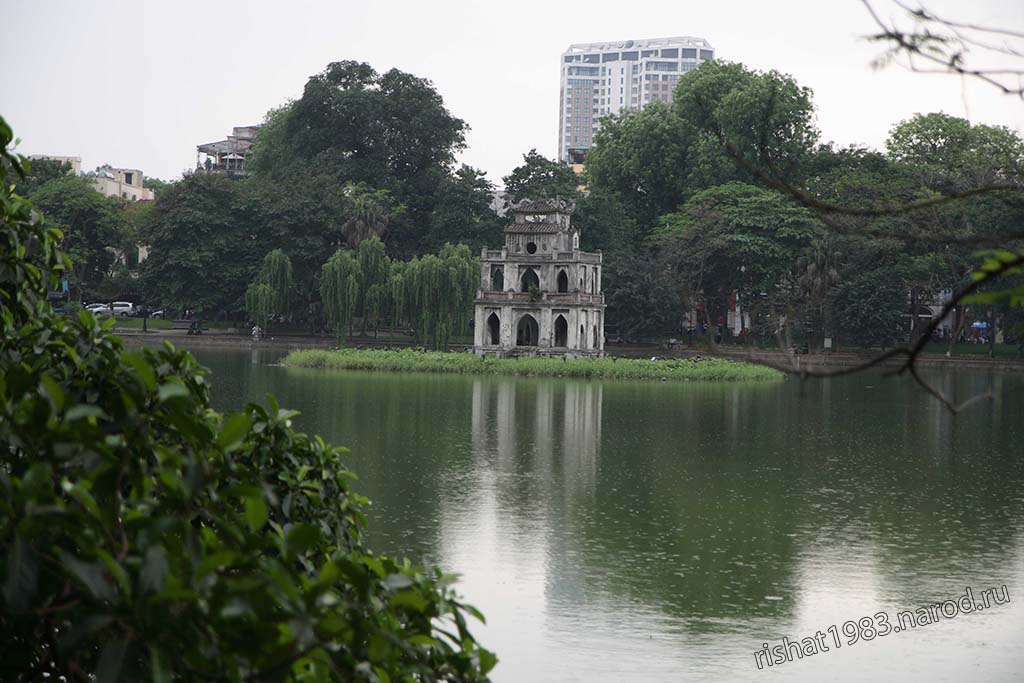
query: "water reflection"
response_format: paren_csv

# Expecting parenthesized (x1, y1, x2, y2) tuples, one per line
(193, 350, 1024, 682)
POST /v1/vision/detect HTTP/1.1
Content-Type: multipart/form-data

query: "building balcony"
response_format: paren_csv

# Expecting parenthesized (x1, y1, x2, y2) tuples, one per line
(479, 250, 603, 265)
(475, 290, 605, 305)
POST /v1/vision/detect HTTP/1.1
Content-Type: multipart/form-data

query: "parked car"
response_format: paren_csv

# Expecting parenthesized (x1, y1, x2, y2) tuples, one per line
(150, 309, 165, 319)
(85, 303, 110, 314)
(110, 301, 134, 317)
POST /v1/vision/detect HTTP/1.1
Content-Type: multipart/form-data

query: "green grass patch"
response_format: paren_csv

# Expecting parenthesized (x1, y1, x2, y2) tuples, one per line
(282, 348, 782, 382)
(106, 316, 175, 330)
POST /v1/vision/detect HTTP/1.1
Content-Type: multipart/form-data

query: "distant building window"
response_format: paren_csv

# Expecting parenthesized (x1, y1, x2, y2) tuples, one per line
(621, 51, 638, 60)
(699, 49, 714, 60)
(660, 48, 679, 58)
(124, 172, 133, 185)
(641, 49, 657, 57)
(583, 54, 600, 63)
(601, 52, 620, 62)
(682, 48, 698, 59)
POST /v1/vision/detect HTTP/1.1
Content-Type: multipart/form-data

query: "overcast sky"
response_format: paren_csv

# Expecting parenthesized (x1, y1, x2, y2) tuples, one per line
(3, 0, 1022, 186)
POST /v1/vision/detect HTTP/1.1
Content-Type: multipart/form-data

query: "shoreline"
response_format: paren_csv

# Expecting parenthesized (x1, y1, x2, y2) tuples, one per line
(115, 330, 1024, 373)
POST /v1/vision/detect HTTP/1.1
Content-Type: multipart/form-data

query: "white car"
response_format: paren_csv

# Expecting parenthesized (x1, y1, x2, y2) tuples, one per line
(87, 301, 135, 317)
(110, 301, 134, 317)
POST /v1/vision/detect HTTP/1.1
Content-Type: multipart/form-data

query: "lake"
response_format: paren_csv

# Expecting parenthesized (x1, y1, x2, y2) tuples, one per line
(195, 347, 1024, 682)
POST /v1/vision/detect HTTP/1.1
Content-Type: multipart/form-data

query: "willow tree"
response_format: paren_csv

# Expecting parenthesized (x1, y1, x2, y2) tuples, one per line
(245, 282, 275, 331)
(320, 248, 361, 341)
(358, 237, 390, 335)
(404, 243, 479, 350)
(246, 248, 293, 331)
(388, 259, 409, 329)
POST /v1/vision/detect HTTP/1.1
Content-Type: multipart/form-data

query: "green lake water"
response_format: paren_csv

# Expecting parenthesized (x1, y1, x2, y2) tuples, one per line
(195, 347, 1024, 682)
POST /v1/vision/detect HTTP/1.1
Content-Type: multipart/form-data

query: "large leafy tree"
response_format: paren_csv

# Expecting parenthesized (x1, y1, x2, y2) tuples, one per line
(585, 100, 694, 232)
(250, 61, 467, 258)
(12, 157, 75, 196)
(139, 173, 263, 317)
(658, 182, 820, 338)
(501, 149, 581, 203)
(673, 60, 819, 192)
(425, 165, 504, 253)
(29, 175, 124, 302)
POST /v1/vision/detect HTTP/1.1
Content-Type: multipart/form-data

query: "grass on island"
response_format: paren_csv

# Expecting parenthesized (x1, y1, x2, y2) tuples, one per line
(283, 348, 782, 382)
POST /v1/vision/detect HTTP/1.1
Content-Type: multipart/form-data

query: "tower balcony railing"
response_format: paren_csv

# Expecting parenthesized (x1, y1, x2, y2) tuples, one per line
(481, 251, 603, 264)
(475, 290, 605, 305)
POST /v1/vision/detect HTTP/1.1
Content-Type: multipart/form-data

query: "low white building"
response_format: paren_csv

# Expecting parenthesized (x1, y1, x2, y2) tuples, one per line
(92, 165, 154, 201)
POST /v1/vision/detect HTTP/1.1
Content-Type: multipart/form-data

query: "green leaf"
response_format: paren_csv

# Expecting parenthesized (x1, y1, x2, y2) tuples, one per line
(61, 553, 115, 602)
(3, 537, 38, 610)
(123, 351, 157, 391)
(95, 638, 129, 683)
(285, 523, 321, 555)
(65, 404, 105, 421)
(150, 646, 171, 683)
(383, 572, 413, 590)
(39, 373, 65, 412)
(478, 648, 498, 674)
(245, 494, 268, 531)
(157, 382, 190, 403)
(217, 412, 250, 451)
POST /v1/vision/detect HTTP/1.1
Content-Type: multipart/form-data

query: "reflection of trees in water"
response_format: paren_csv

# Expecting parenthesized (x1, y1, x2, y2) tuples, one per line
(569, 374, 1024, 626)
(198, 353, 1024, 635)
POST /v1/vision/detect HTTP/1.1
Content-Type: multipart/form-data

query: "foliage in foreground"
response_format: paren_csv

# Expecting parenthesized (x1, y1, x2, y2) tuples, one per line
(0, 117, 493, 682)
(283, 348, 783, 382)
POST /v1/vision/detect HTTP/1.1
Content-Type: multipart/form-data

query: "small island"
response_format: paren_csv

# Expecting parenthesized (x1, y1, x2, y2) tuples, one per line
(282, 348, 782, 382)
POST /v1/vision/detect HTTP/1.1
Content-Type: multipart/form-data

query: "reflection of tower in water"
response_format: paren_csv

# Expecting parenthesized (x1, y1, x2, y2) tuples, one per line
(470, 379, 602, 496)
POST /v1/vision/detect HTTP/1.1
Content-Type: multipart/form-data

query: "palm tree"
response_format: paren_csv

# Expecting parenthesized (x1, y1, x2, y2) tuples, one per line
(343, 193, 389, 248)
(797, 238, 842, 349)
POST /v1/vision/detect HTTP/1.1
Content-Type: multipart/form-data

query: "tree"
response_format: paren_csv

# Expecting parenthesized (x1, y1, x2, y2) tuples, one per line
(357, 237, 390, 335)
(139, 173, 263, 317)
(342, 185, 398, 248)
(658, 182, 820, 340)
(29, 175, 124, 302)
(12, 157, 74, 196)
(0, 116, 494, 683)
(250, 61, 467, 258)
(246, 248, 293, 330)
(585, 100, 694, 232)
(320, 248, 361, 340)
(502, 149, 581, 203)
(142, 176, 173, 198)
(424, 165, 504, 253)
(673, 60, 819, 193)
(400, 244, 479, 350)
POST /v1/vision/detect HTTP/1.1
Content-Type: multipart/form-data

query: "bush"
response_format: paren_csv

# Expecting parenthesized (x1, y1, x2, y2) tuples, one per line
(0, 117, 493, 681)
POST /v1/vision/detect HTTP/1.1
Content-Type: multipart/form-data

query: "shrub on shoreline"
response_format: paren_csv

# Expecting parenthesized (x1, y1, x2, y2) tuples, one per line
(283, 348, 783, 382)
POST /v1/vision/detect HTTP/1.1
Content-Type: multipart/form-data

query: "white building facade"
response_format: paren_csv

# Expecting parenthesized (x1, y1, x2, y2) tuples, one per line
(473, 199, 605, 357)
(559, 36, 715, 163)
(92, 165, 154, 201)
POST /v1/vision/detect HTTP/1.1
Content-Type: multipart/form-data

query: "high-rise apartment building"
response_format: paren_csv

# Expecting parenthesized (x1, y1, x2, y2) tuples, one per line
(558, 36, 715, 163)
